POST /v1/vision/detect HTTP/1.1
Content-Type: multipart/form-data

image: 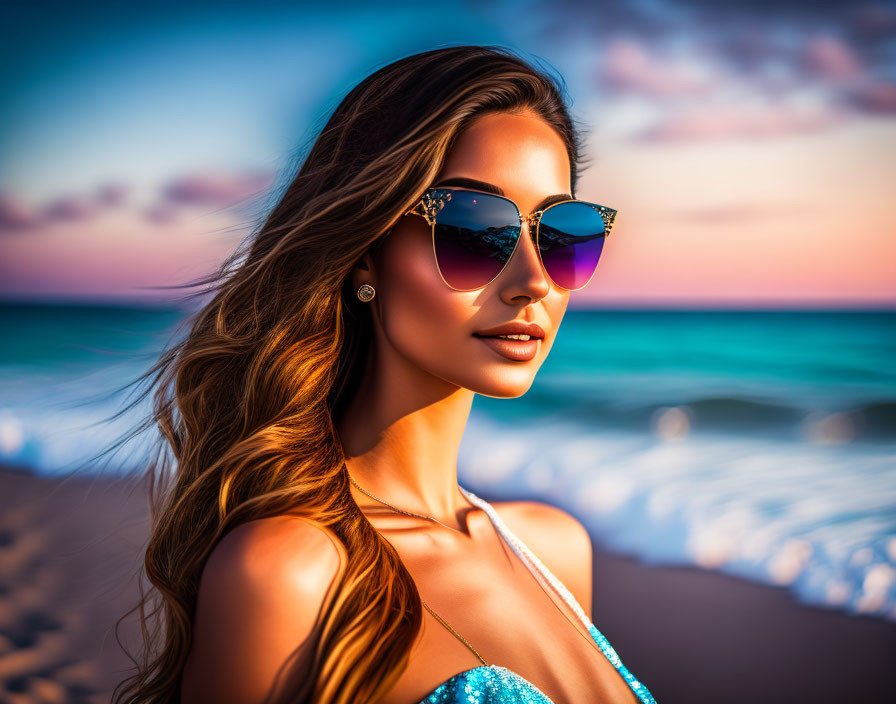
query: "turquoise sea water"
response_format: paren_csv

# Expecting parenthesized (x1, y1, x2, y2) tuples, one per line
(1, 302, 894, 623)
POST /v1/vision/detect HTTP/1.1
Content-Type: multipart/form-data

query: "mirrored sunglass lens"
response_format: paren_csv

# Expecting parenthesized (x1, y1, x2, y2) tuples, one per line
(432, 190, 521, 290)
(537, 201, 606, 290)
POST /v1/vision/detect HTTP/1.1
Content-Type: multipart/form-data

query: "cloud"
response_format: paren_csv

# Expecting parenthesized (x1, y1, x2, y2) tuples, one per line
(804, 35, 864, 82)
(601, 39, 720, 99)
(593, 25, 893, 145)
(161, 169, 275, 208)
(41, 195, 98, 222)
(798, 33, 896, 115)
(674, 204, 812, 225)
(95, 183, 129, 207)
(565, 0, 896, 140)
(0, 168, 277, 234)
(848, 4, 896, 41)
(635, 102, 846, 142)
(142, 203, 180, 225)
(847, 80, 896, 114)
(0, 193, 38, 232)
(1, 189, 122, 233)
(0, 203, 243, 301)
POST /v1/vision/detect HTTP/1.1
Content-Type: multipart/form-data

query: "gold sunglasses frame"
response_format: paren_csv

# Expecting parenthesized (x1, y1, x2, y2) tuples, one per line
(402, 186, 618, 292)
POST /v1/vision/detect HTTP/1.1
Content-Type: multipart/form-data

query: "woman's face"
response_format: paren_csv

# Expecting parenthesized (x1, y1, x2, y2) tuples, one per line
(360, 108, 573, 398)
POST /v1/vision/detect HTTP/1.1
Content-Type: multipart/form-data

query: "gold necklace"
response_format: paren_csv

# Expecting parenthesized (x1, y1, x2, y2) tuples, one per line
(347, 471, 489, 666)
(348, 472, 466, 533)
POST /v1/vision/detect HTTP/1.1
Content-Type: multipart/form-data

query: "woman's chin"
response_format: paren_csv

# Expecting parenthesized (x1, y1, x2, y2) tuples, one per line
(464, 371, 537, 399)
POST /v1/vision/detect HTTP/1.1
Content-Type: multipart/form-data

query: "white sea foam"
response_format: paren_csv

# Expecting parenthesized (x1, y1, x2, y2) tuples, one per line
(457, 410, 896, 624)
(1, 306, 894, 627)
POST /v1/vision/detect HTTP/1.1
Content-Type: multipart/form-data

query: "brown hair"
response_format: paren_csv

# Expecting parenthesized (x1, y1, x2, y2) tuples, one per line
(110, 44, 585, 703)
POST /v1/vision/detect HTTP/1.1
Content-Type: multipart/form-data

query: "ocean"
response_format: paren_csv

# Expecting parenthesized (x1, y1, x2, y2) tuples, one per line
(1, 301, 894, 624)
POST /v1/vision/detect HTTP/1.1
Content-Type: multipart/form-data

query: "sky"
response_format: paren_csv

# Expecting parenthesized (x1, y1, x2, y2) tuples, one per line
(1, 0, 895, 308)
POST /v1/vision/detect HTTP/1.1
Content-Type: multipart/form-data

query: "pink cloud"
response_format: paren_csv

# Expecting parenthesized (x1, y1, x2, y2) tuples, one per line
(41, 195, 98, 222)
(850, 4, 896, 38)
(0, 168, 277, 237)
(95, 183, 129, 207)
(674, 204, 812, 225)
(799, 34, 896, 115)
(0, 208, 240, 300)
(804, 35, 864, 83)
(601, 39, 719, 99)
(635, 102, 846, 142)
(142, 203, 179, 225)
(847, 80, 896, 114)
(161, 169, 275, 207)
(0, 193, 38, 231)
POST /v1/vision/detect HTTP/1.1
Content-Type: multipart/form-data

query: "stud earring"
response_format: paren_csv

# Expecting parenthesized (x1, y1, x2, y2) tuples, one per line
(357, 283, 376, 302)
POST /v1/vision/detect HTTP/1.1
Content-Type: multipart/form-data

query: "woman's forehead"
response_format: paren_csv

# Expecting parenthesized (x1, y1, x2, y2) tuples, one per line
(438, 112, 572, 207)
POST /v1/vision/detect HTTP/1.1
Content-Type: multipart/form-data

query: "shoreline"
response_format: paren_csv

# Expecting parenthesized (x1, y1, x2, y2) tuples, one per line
(587, 529, 896, 703)
(0, 464, 893, 703)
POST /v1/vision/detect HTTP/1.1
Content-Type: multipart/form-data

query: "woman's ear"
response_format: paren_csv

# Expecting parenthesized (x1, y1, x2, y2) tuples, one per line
(350, 248, 378, 292)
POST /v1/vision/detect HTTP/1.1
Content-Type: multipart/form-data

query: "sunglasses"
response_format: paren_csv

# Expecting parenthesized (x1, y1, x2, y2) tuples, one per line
(403, 186, 617, 292)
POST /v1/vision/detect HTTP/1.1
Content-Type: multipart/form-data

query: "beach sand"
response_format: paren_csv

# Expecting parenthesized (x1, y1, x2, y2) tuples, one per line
(1, 464, 894, 703)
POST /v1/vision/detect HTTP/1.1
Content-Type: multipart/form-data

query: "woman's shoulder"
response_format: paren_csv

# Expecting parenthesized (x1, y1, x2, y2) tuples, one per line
(197, 513, 348, 634)
(207, 512, 348, 589)
(489, 499, 594, 617)
(489, 498, 591, 547)
(183, 514, 347, 703)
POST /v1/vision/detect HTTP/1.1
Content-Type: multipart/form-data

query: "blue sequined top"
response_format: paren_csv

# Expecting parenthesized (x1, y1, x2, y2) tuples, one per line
(415, 487, 658, 704)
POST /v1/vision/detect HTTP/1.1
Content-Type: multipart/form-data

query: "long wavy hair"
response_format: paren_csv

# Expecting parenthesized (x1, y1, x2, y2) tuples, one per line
(109, 44, 586, 703)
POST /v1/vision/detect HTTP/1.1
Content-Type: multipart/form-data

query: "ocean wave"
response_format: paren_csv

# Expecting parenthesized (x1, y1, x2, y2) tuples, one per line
(1, 305, 894, 626)
(479, 388, 896, 442)
(458, 411, 896, 624)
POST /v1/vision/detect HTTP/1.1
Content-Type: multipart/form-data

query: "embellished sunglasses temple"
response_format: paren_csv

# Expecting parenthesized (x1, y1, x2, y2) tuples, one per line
(403, 188, 453, 226)
(403, 187, 619, 237)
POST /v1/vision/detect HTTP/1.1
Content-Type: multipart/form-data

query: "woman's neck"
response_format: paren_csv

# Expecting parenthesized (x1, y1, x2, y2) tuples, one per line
(335, 346, 476, 523)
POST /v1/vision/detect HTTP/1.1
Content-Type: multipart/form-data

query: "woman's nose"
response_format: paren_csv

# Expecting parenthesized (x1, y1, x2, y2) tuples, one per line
(498, 219, 551, 300)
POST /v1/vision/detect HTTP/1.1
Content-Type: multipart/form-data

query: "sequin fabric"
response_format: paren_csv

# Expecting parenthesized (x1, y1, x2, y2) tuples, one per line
(419, 665, 553, 704)
(415, 621, 658, 704)
(415, 486, 659, 704)
(586, 624, 656, 703)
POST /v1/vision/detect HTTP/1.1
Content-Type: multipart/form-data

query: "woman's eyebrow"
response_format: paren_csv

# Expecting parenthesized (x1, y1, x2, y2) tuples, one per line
(432, 177, 574, 211)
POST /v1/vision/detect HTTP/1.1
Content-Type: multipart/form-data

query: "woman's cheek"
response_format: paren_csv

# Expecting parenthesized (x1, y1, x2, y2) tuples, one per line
(377, 226, 473, 369)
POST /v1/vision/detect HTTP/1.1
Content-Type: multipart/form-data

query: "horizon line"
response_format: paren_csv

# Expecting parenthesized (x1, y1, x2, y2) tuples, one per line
(1, 295, 894, 314)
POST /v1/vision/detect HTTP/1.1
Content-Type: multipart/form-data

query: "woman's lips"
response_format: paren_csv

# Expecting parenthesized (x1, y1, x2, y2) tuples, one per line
(473, 335, 539, 361)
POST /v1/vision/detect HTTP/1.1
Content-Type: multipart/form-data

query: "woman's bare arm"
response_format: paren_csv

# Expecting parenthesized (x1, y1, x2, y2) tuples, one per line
(180, 514, 346, 704)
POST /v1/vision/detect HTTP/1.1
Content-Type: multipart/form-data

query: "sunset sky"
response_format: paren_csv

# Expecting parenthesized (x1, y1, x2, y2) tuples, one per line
(2, 0, 894, 308)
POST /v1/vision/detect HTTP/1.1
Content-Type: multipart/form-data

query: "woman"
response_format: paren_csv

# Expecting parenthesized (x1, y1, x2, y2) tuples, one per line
(112, 45, 657, 704)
